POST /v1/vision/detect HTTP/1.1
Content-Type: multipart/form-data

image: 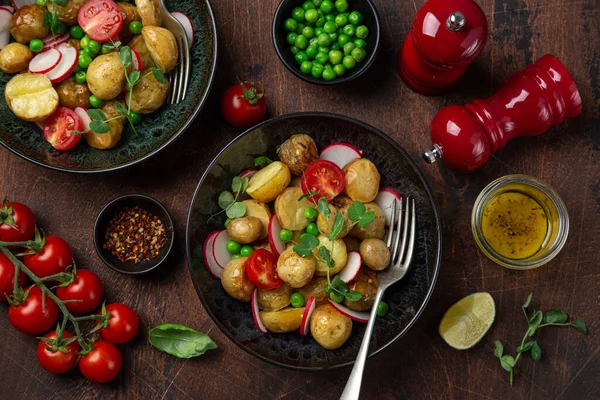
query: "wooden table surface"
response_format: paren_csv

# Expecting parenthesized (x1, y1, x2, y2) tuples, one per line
(1, 0, 599, 399)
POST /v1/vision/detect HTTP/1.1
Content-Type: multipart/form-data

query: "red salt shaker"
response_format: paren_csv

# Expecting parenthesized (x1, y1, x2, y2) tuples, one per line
(423, 54, 582, 173)
(398, 0, 488, 94)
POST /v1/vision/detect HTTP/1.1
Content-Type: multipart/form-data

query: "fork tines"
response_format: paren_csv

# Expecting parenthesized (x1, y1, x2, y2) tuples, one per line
(169, 36, 190, 104)
(384, 197, 416, 269)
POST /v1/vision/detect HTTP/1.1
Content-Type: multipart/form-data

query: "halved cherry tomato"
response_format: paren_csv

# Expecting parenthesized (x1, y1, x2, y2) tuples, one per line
(97, 303, 139, 344)
(24, 236, 73, 279)
(0, 201, 36, 243)
(77, 0, 123, 43)
(301, 160, 345, 201)
(43, 107, 83, 151)
(56, 269, 104, 314)
(0, 252, 26, 301)
(246, 249, 281, 289)
(8, 285, 59, 335)
(78, 340, 122, 383)
(37, 330, 80, 374)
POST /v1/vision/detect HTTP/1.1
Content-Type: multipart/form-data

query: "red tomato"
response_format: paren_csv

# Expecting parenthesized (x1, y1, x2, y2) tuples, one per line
(43, 107, 83, 151)
(77, 0, 123, 43)
(37, 330, 80, 374)
(24, 236, 73, 279)
(0, 201, 36, 242)
(56, 269, 104, 314)
(8, 285, 59, 335)
(221, 82, 267, 128)
(0, 252, 26, 301)
(301, 160, 346, 201)
(78, 340, 122, 383)
(98, 303, 139, 344)
(246, 249, 281, 289)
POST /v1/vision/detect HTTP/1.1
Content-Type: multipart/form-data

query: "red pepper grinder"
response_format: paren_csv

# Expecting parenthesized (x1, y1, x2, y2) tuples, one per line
(423, 54, 582, 173)
(398, 0, 488, 94)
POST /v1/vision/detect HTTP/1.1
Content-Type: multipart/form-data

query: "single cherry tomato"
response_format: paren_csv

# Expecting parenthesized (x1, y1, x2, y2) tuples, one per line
(8, 285, 59, 335)
(0, 252, 26, 301)
(37, 330, 80, 374)
(77, 0, 123, 43)
(43, 107, 83, 151)
(24, 236, 73, 279)
(0, 201, 36, 243)
(221, 82, 267, 128)
(301, 160, 346, 201)
(78, 340, 122, 383)
(97, 303, 139, 344)
(246, 249, 282, 289)
(56, 269, 104, 314)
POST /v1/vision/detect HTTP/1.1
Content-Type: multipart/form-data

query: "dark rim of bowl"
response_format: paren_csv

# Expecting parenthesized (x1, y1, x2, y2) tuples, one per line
(185, 111, 442, 371)
(271, 0, 381, 86)
(0, 0, 218, 174)
(94, 194, 175, 275)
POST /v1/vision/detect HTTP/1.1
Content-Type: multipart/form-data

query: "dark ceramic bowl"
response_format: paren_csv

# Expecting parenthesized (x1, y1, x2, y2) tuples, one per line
(186, 112, 441, 370)
(94, 194, 174, 275)
(272, 0, 381, 85)
(0, 0, 217, 173)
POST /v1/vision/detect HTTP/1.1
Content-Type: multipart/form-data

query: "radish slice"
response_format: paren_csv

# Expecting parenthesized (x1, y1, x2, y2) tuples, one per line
(171, 11, 194, 48)
(74, 107, 91, 133)
(0, 28, 8, 50)
(41, 33, 70, 51)
(131, 47, 142, 71)
(251, 288, 267, 334)
(375, 187, 403, 226)
(319, 142, 362, 169)
(0, 5, 14, 14)
(300, 296, 316, 336)
(0, 8, 11, 49)
(203, 231, 222, 279)
(45, 43, 78, 83)
(268, 215, 286, 257)
(337, 251, 362, 284)
(239, 169, 257, 180)
(211, 230, 232, 269)
(327, 299, 370, 323)
(29, 48, 62, 74)
(10, 0, 35, 9)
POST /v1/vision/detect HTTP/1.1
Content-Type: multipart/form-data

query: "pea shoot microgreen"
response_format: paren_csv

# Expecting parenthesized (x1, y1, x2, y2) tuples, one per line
(212, 175, 249, 220)
(254, 156, 273, 168)
(43, 10, 64, 38)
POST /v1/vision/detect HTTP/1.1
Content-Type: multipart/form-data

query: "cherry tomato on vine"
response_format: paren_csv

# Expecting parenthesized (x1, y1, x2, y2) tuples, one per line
(8, 286, 59, 335)
(221, 82, 267, 128)
(301, 160, 345, 201)
(246, 249, 282, 289)
(97, 303, 139, 344)
(56, 269, 104, 314)
(78, 340, 122, 383)
(0, 201, 36, 243)
(24, 236, 73, 278)
(37, 330, 80, 374)
(0, 252, 26, 301)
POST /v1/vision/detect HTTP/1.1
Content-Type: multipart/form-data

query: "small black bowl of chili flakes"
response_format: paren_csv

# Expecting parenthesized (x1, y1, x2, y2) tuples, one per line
(94, 194, 174, 275)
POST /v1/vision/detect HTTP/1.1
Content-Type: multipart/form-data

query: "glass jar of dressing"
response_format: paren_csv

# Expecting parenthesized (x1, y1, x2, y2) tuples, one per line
(471, 175, 569, 270)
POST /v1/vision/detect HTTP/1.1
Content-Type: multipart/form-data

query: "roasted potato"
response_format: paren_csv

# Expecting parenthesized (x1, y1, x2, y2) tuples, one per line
(257, 284, 293, 311)
(343, 269, 378, 311)
(221, 257, 254, 302)
(86, 53, 126, 100)
(316, 197, 353, 239)
(136, 0, 161, 27)
(350, 202, 385, 240)
(47, 0, 87, 25)
(128, 68, 169, 114)
(342, 237, 361, 253)
(116, 2, 141, 42)
(0, 43, 32, 74)
(296, 276, 329, 306)
(278, 134, 319, 175)
(226, 216, 263, 244)
(67, 38, 81, 51)
(142, 26, 178, 73)
(310, 304, 352, 350)
(252, 240, 271, 251)
(5, 73, 58, 122)
(360, 238, 390, 271)
(276, 247, 316, 288)
(275, 187, 313, 231)
(289, 176, 302, 187)
(9, 5, 49, 44)
(344, 158, 381, 203)
(56, 77, 91, 109)
(243, 200, 271, 240)
(259, 307, 304, 333)
(129, 35, 153, 70)
(247, 161, 291, 203)
(313, 235, 347, 276)
(83, 101, 124, 149)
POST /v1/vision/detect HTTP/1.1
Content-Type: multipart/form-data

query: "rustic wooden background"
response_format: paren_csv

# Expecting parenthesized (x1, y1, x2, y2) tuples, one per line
(1, 0, 599, 399)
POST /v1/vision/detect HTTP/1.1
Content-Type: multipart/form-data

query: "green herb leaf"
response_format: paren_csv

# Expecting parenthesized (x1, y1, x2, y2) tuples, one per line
(129, 70, 140, 85)
(43, 11, 52, 27)
(494, 340, 504, 358)
(240, 177, 249, 193)
(298, 190, 317, 202)
(358, 210, 375, 228)
(544, 310, 568, 324)
(500, 355, 515, 372)
(275, 145, 281, 154)
(570, 320, 587, 333)
(120, 46, 132, 68)
(226, 202, 246, 219)
(330, 275, 348, 295)
(218, 191, 234, 210)
(89, 121, 110, 134)
(149, 323, 217, 358)
(87, 109, 106, 121)
(113, 41, 122, 48)
(528, 310, 543, 336)
(516, 341, 534, 353)
(115, 101, 128, 116)
(317, 197, 330, 220)
(254, 156, 273, 168)
(523, 293, 533, 309)
(530, 342, 542, 361)
(231, 176, 243, 193)
(345, 291, 362, 302)
(152, 66, 167, 84)
(319, 246, 331, 266)
(348, 201, 366, 221)
(329, 213, 345, 241)
(293, 234, 320, 257)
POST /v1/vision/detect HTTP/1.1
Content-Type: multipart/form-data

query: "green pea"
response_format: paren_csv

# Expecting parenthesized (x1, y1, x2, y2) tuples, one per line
(89, 95, 104, 108)
(324, 14, 335, 22)
(323, 21, 337, 34)
(290, 293, 305, 308)
(314, 52, 329, 65)
(351, 47, 366, 62)
(86, 39, 100, 56)
(304, 207, 318, 220)
(317, 33, 331, 47)
(73, 65, 82, 73)
(53, 22, 66, 35)
(334, 63, 346, 77)
(304, 9, 319, 24)
(284, 18, 298, 32)
(302, 26, 315, 39)
(331, 43, 340, 51)
(69, 25, 84, 39)
(343, 55, 356, 69)
(302, 1, 315, 10)
(287, 32, 298, 45)
(226, 240, 242, 254)
(78, 53, 93, 69)
(343, 24, 355, 37)
(356, 25, 369, 39)
(295, 51, 308, 64)
(328, 32, 338, 42)
(349, 10, 363, 25)
(36, 0, 47, 6)
(290, 45, 299, 55)
(74, 71, 87, 84)
(324, 63, 332, 69)
(309, 37, 319, 47)
(334, 0, 349, 13)
(28, 39, 43, 53)
(292, 7, 305, 22)
(279, 229, 293, 242)
(295, 23, 305, 35)
(314, 27, 325, 37)
(311, 63, 324, 78)
(300, 60, 313, 74)
(128, 110, 142, 124)
(224, 218, 232, 227)
(343, 42, 355, 54)
(80, 35, 91, 49)
(329, 291, 344, 303)
(240, 245, 254, 257)
(318, 46, 330, 54)
(306, 45, 318, 59)
(305, 222, 319, 236)
(129, 21, 143, 35)
(322, 67, 336, 81)
(353, 38, 367, 49)
(377, 301, 389, 317)
(315, 15, 326, 27)
(319, 0, 334, 14)
(337, 33, 351, 46)
(295, 34, 308, 49)
(329, 49, 343, 65)
(231, 254, 242, 260)
(313, 0, 323, 6)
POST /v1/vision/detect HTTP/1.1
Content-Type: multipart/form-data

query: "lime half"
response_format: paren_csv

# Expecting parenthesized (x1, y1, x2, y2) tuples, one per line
(439, 292, 496, 350)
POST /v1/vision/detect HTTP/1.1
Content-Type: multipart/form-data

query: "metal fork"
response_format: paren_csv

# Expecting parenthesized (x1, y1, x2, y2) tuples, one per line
(157, 0, 190, 104)
(340, 197, 417, 400)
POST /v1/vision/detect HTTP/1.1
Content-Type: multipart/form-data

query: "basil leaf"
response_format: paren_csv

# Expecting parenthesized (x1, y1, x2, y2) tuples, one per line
(544, 310, 568, 324)
(115, 101, 128, 116)
(218, 191, 234, 210)
(87, 109, 106, 121)
(149, 324, 217, 358)
(358, 210, 375, 228)
(345, 291, 362, 302)
(516, 341, 534, 353)
(348, 201, 366, 221)
(317, 197, 330, 220)
(152, 66, 167, 84)
(500, 355, 515, 372)
(226, 202, 246, 219)
(120, 46, 132, 68)
(494, 340, 504, 358)
(523, 293, 533, 309)
(293, 234, 319, 257)
(530, 342, 541, 361)
(89, 121, 110, 134)
(329, 213, 345, 240)
(570, 320, 587, 333)
(254, 156, 273, 168)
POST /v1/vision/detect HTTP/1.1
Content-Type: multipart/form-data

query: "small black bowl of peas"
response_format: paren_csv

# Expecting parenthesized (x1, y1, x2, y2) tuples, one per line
(272, 0, 381, 85)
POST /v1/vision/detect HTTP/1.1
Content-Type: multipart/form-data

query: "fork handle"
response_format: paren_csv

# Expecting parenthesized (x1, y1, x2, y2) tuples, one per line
(340, 289, 386, 400)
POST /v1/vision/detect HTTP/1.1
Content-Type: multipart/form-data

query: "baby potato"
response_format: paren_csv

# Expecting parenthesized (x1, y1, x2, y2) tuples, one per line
(342, 237, 361, 253)
(243, 200, 271, 240)
(0, 43, 32, 74)
(276, 247, 316, 288)
(129, 35, 154, 70)
(343, 269, 378, 311)
(136, 0, 162, 27)
(289, 176, 302, 187)
(117, 2, 141, 42)
(221, 257, 254, 302)
(350, 202, 385, 240)
(5, 73, 58, 122)
(142, 26, 178, 73)
(10, 5, 49, 44)
(247, 161, 291, 203)
(257, 284, 292, 311)
(316, 198, 352, 239)
(275, 187, 313, 231)
(226, 216, 263, 244)
(344, 158, 381, 203)
(359, 239, 390, 271)
(313, 235, 347, 276)
(296, 276, 329, 306)
(83, 101, 124, 149)
(278, 134, 319, 175)
(47, 0, 87, 25)
(56, 77, 91, 109)
(310, 304, 352, 350)
(259, 307, 305, 333)
(86, 53, 126, 100)
(128, 68, 169, 114)
(252, 240, 271, 251)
